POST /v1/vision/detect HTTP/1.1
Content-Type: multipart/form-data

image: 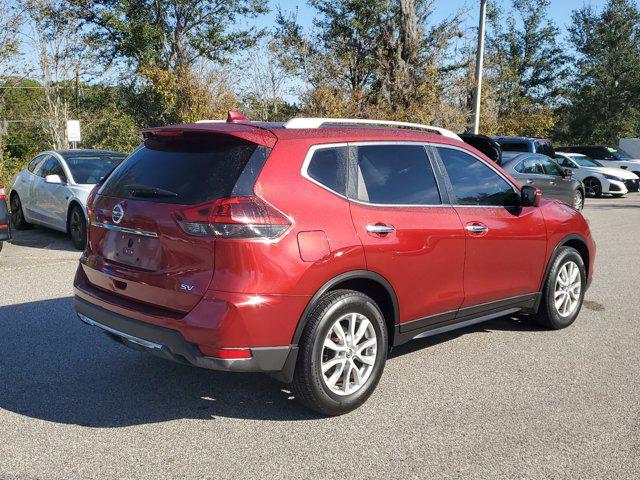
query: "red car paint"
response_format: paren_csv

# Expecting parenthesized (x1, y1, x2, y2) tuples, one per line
(74, 117, 595, 370)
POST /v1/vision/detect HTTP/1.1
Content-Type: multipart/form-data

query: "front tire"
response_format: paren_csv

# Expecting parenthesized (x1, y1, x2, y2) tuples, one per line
(582, 177, 602, 198)
(68, 204, 87, 250)
(291, 289, 388, 416)
(10, 193, 31, 230)
(532, 247, 586, 330)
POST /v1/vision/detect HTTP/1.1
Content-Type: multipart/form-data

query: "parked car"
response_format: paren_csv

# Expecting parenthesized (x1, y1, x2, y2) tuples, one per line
(555, 152, 639, 197)
(493, 136, 556, 157)
(10, 149, 127, 249)
(0, 184, 10, 253)
(74, 113, 595, 415)
(560, 146, 640, 189)
(501, 152, 586, 210)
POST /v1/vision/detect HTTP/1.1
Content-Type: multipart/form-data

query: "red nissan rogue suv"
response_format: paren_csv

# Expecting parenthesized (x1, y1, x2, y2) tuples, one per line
(74, 113, 595, 415)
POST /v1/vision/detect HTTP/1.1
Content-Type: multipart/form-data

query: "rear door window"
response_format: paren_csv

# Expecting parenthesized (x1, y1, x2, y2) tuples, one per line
(100, 135, 268, 204)
(438, 147, 519, 206)
(353, 144, 440, 205)
(306, 147, 348, 195)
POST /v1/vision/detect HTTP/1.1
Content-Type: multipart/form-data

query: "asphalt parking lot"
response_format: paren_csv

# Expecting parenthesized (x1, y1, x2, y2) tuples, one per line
(0, 197, 638, 480)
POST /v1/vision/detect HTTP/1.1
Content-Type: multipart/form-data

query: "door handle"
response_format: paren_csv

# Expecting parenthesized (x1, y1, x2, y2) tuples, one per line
(525, 179, 533, 184)
(465, 224, 489, 234)
(366, 224, 395, 235)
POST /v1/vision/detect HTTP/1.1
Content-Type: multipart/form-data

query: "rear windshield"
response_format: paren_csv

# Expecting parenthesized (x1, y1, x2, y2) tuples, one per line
(499, 142, 530, 152)
(65, 154, 127, 184)
(100, 134, 266, 204)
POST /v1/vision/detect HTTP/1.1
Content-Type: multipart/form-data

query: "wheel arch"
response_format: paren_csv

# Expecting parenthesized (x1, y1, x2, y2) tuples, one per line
(540, 234, 590, 292)
(292, 270, 400, 349)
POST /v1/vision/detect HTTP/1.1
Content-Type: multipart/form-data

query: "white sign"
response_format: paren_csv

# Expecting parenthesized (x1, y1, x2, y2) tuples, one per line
(67, 120, 81, 143)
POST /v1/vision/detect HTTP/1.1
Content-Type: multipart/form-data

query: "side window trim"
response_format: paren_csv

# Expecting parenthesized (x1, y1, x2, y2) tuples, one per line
(30, 154, 50, 176)
(432, 144, 521, 208)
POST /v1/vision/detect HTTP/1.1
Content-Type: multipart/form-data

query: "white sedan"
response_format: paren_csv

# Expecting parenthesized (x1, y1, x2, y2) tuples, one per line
(10, 149, 127, 249)
(555, 152, 640, 197)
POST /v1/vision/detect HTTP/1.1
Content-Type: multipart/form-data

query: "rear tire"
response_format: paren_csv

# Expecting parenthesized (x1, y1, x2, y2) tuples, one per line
(0, 241, 3, 253)
(573, 190, 584, 210)
(291, 289, 388, 416)
(10, 193, 31, 230)
(532, 247, 586, 330)
(631, 174, 640, 192)
(68, 204, 87, 250)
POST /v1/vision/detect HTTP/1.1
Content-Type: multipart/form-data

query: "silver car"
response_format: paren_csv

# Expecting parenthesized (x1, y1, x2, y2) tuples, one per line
(10, 150, 127, 249)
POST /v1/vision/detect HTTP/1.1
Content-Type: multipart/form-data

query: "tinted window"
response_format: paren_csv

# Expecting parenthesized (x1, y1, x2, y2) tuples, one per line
(541, 158, 564, 176)
(101, 135, 265, 205)
(28, 154, 48, 173)
(535, 141, 555, 157)
(500, 142, 530, 152)
(520, 158, 545, 174)
(355, 144, 440, 205)
(65, 154, 126, 184)
(438, 148, 519, 206)
(607, 147, 632, 160)
(306, 147, 347, 195)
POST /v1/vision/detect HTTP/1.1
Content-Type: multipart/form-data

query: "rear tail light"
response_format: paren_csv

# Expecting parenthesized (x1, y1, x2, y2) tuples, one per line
(176, 196, 291, 239)
(0, 185, 6, 200)
(86, 183, 102, 217)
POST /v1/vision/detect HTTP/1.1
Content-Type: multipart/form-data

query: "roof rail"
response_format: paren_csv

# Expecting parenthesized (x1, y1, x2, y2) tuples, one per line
(283, 117, 461, 141)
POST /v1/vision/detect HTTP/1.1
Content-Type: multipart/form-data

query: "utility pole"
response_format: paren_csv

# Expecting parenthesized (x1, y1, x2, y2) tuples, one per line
(471, 0, 488, 135)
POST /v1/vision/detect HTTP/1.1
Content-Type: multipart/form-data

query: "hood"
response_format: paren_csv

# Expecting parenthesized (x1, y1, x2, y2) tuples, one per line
(580, 166, 639, 179)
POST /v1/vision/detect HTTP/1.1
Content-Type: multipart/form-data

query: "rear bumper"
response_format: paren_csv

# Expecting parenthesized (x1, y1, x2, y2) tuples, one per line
(75, 296, 298, 377)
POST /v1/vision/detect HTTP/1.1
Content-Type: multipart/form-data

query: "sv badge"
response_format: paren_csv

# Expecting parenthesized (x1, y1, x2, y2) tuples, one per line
(180, 284, 195, 292)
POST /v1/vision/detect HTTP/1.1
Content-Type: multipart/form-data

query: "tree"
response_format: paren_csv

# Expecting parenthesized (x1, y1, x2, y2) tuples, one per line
(558, 0, 640, 144)
(275, 0, 463, 123)
(482, 0, 567, 136)
(69, 0, 268, 125)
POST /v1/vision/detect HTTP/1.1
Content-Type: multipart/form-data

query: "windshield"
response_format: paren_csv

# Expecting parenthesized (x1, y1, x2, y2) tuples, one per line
(606, 147, 632, 160)
(571, 156, 603, 168)
(65, 154, 127, 184)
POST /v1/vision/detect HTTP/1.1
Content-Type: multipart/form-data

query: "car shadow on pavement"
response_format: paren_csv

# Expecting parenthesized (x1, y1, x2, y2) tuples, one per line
(0, 297, 541, 427)
(389, 315, 543, 358)
(7, 227, 78, 253)
(0, 297, 320, 427)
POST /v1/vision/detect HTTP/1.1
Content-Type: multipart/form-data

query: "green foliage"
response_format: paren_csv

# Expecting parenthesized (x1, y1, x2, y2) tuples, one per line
(557, 0, 640, 144)
(483, 0, 568, 137)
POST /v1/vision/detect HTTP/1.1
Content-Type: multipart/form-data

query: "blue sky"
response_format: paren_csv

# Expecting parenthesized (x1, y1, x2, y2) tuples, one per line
(262, 0, 610, 31)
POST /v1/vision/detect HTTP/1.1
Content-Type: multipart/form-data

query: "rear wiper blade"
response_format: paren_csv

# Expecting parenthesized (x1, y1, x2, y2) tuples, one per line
(124, 184, 179, 198)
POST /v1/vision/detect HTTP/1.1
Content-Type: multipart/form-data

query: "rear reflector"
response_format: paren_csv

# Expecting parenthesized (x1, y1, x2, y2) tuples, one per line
(177, 196, 290, 239)
(199, 346, 252, 359)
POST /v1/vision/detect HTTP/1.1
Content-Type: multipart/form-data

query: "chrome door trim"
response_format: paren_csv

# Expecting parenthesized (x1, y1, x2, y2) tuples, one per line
(91, 222, 158, 238)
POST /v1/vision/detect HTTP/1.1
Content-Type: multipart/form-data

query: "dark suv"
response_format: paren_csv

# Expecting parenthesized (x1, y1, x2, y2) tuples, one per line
(493, 136, 556, 158)
(74, 113, 595, 415)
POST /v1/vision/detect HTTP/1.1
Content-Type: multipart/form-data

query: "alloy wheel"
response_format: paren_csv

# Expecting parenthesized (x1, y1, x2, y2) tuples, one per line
(321, 312, 377, 396)
(573, 191, 584, 210)
(583, 178, 601, 197)
(554, 261, 582, 317)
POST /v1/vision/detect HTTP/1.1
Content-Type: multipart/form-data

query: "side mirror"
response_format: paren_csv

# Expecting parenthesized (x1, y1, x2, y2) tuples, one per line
(521, 185, 541, 207)
(45, 174, 63, 184)
(563, 168, 573, 178)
